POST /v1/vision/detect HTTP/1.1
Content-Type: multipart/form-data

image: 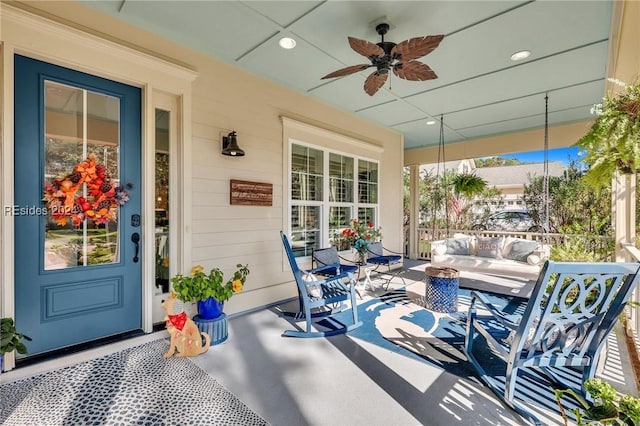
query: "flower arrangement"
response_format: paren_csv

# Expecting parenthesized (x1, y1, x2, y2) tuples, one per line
(171, 264, 250, 303)
(43, 153, 130, 227)
(576, 78, 640, 189)
(341, 219, 382, 254)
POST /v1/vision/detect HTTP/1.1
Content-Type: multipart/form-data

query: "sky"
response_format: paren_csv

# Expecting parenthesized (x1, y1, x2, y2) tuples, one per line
(494, 146, 583, 166)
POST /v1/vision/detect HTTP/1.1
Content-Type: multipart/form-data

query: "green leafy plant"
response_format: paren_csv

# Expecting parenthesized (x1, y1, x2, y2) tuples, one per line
(171, 264, 250, 303)
(555, 378, 640, 425)
(550, 239, 605, 262)
(0, 317, 32, 355)
(576, 79, 640, 190)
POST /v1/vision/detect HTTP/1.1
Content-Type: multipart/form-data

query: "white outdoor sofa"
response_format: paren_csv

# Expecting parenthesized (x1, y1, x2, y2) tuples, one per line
(430, 234, 551, 280)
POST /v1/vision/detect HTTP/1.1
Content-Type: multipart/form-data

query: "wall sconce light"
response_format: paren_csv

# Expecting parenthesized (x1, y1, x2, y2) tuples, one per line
(221, 131, 245, 157)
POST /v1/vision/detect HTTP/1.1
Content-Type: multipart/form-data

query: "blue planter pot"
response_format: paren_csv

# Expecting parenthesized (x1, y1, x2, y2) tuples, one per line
(197, 297, 224, 320)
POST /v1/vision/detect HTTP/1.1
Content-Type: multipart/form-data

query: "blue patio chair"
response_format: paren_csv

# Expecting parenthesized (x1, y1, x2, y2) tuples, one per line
(311, 246, 359, 277)
(366, 242, 406, 289)
(464, 260, 640, 425)
(280, 231, 362, 338)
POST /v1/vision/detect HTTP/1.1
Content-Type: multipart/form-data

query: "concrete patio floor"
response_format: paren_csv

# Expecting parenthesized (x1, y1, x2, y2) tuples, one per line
(2, 259, 637, 425)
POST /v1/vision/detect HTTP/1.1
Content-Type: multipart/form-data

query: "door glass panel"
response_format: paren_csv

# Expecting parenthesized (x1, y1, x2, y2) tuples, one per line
(155, 108, 170, 295)
(43, 81, 121, 270)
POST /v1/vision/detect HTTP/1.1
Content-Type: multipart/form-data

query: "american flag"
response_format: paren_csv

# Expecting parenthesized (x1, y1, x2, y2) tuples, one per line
(449, 195, 461, 216)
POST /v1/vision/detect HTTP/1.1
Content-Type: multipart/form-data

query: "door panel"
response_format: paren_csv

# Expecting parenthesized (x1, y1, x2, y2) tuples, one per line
(14, 55, 142, 356)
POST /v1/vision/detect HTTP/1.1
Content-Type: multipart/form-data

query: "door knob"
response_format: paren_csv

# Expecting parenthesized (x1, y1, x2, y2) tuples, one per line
(131, 232, 140, 263)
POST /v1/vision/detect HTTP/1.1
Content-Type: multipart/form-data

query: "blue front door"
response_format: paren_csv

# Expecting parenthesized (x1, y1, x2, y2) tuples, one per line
(14, 55, 142, 357)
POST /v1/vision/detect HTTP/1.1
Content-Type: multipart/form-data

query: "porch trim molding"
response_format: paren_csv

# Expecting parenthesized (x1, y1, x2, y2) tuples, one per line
(281, 116, 385, 154)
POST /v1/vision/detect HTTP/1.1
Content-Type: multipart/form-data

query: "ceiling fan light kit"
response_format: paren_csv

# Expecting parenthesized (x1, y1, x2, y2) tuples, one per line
(321, 22, 444, 96)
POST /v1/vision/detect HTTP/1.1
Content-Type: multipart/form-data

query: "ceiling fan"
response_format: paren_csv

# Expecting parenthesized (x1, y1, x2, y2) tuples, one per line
(321, 23, 444, 96)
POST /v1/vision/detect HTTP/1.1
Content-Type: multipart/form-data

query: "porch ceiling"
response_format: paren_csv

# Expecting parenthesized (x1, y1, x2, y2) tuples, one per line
(78, 0, 612, 152)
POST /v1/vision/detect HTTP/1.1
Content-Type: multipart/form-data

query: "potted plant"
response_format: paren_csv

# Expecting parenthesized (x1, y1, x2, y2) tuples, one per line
(0, 317, 32, 373)
(171, 264, 250, 319)
(576, 79, 640, 189)
(555, 378, 640, 425)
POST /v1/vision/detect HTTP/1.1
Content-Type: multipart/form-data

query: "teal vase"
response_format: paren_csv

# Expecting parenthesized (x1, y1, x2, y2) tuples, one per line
(197, 297, 224, 319)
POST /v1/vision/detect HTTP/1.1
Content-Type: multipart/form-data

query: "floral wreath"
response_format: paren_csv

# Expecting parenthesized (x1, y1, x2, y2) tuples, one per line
(43, 153, 131, 227)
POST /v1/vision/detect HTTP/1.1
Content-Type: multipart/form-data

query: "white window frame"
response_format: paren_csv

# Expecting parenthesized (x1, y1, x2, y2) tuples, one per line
(288, 139, 380, 258)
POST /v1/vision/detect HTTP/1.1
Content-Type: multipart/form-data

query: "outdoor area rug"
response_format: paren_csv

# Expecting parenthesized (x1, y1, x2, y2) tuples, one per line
(0, 339, 268, 426)
(334, 284, 525, 377)
(332, 282, 588, 422)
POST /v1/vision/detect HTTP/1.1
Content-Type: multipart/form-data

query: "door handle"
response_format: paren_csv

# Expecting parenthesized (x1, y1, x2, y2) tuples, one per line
(131, 232, 140, 263)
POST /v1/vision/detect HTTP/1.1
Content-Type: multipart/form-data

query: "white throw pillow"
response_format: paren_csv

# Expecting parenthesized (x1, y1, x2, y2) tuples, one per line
(445, 237, 472, 255)
(434, 245, 448, 256)
(476, 236, 504, 259)
(527, 254, 541, 265)
(302, 272, 323, 298)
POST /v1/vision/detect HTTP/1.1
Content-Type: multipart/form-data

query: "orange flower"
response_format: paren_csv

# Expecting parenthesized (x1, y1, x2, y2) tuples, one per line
(232, 279, 243, 293)
(190, 265, 204, 276)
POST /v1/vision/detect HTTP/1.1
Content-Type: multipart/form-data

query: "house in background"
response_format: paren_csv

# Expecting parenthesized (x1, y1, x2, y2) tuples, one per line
(474, 161, 566, 208)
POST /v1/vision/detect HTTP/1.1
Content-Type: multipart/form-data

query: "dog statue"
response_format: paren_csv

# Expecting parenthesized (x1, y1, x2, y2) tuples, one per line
(162, 291, 210, 358)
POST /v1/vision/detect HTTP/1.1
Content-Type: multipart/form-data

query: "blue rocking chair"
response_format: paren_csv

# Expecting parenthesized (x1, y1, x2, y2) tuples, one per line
(464, 260, 640, 425)
(280, 231, 362, 338)
(366, 242, 406, 290)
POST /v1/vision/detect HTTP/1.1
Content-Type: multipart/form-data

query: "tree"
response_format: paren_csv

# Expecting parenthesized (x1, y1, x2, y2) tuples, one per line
(403, 168, 439, 228)
(475, 157, 524, 167)
(522, 161, 611, 235)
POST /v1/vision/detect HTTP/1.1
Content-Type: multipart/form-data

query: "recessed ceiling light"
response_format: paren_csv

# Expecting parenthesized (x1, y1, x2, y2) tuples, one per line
(278, 37, 296, 49)
(510, 50, 531, 61)
(426, 120, 436, 125)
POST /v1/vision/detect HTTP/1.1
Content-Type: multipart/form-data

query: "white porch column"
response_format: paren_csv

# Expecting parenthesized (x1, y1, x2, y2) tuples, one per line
(612, 172, 639, 335)
(613, 172, 637, 262)
(409, 165, 420, 259)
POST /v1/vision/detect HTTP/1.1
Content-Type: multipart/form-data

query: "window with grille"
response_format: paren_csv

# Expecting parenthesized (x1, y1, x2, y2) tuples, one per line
(290, 142, 379, 257)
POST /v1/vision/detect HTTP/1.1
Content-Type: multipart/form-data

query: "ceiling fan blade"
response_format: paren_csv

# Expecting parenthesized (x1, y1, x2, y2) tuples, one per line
(348, 36, 385, 59)
(390, 35, 444, 61)
(321, 64, 372, 79)
(393, 61, 437, 81)
(364, 71, 388, 96)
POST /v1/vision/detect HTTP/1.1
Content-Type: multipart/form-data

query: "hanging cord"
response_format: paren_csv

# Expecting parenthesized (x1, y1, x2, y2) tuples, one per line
(542, 93, 550, 244)
(430, 115, 449, 240)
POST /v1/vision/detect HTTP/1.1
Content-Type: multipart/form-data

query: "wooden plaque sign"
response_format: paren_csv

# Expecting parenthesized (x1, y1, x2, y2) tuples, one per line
(230, 179, 273, 206)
